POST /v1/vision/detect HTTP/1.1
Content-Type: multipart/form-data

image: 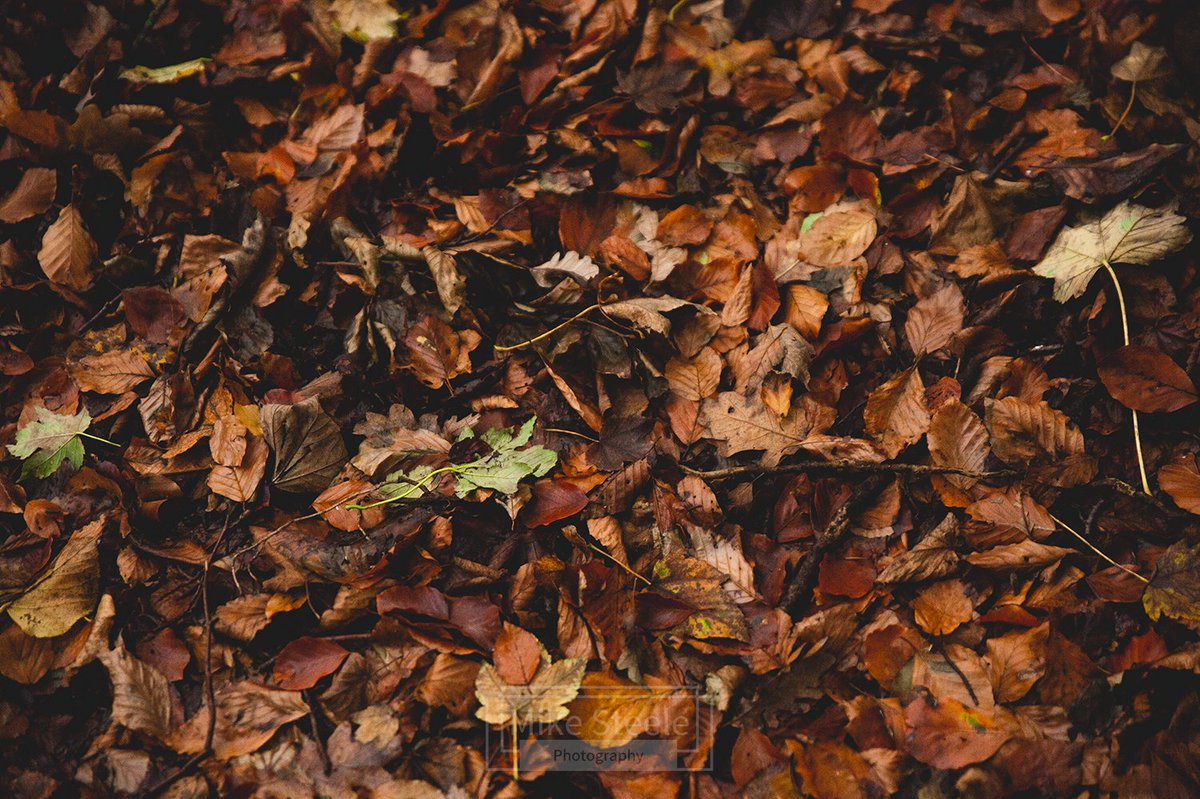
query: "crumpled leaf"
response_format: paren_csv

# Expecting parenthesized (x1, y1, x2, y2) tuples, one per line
(7, 407, 93, 480)
(261, 397, 349, 493)
(100, 638, 173, 741)
(6, 519, 102, 637)
(1144, 541, 1200, 630)
(1033, 201, 1192, 301)
(877, 513, 961, 584)
(475, 639, 586, 725)
(864, 367, 930, 458)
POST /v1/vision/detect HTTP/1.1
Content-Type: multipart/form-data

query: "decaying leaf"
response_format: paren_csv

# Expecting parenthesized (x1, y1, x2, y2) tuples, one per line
(1033, 201, 1191, 302)
(1144, 542, 1200, 630)
(7, 519, 102, 637)
(475, 639, 586, 725)
(261, 397, 348, 493)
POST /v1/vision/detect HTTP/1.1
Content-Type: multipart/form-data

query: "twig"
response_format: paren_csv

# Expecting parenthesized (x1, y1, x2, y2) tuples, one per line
(683, 461, 1014, 481)
(146, 513, 228, 796)
(1048, 512, 1149, 584)
(784, 474, 890, 613)
(936, 637, 980, 706)
(494, 304, 601, 352)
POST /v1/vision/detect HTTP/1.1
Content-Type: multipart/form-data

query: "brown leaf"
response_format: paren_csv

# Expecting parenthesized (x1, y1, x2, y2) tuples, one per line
(0, 623, 55, 684)
(913, 579, 974, 636)
(963, 489, 1054, 548)
(272, 636, 350, 690)
(985, 396, 1095, 486)
(665, 347, 722, 401)
(0, 167, 56, 223)
(864, 366, 930, 458)
(100, 639, 174, 741)
(648, 554, 750, 641)
(71, 349, 155, 394)
(700, 392, 834, 467)
(405, 316, 481, 389)
(261, 397, 348, 493)
(784, 284, 829, 340)
(38, 204, 98, 291)
(1160, 456, 1200, 515)
(966, 539, 1073, 571)
(173, 680, 309, 759)
(492, 622, 543, 685)
(568, 672, 665, 749)
(351, 405, 451, 479)
(798, 208, 876, 266)
(877, 513, 960, 584)
(985, 623, 1048, 702)
(904, 694, 1013, 770)
(1097, 345, 1197, 413)
(206, 436, 267, 502)
(905, 283, 964, 355)
(928, 400, 990, 506)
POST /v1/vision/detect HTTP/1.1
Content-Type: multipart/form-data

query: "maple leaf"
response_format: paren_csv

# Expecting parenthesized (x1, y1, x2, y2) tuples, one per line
(365, 417, 557, 506)
(1033, 201, 1191, 301)
(475, 642, 586, 725)
(7, 407, 104, 480)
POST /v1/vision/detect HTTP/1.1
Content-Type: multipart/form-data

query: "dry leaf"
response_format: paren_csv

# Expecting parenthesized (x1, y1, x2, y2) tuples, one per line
(864, 367, 930, 458)
(261, 397, 348, 493)
(7, 519, 102, 637)
(0, 167, 56, 223)
(905, 283, 965, 356)
(39, 204, 98, 291)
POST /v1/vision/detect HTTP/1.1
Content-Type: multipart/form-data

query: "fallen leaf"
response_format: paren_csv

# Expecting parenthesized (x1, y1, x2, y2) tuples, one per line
(1160, 456, 1200, 515)
(6, 519, 102, 637)
(1033, 201, 1191, 302)
(38, 204, 97, 291)
(864, 367, 930, 458)
(405, 316, 481, 389)
(330, 0, 399, 41)
(904, 693, 1013, 770)
(905, 284, 965, 356)
(1144, 542, 1200, 630)
(0, 167, 56, 223)
(273, 637, 350, 690)
(475, 641, 586, 725)
(1096, 345, 1197, 413)
(913, 579, 974, 636)
(701, 392, 834, 467)
(71, 349, 155, 394)
(877, 513, 961, 584)
(261, 397, 348, 493)
(798, 208, 877, 266)
(100, 638, 173, 741)
(7, 407, 93, 480)
(928, 400, 990, 506)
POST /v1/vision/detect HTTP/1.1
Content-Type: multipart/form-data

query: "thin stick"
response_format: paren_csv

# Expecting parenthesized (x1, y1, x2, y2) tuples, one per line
(584, 542, 651, 586)
(1048, 512, 1149, 584)
(345, 465, 457, 510)
(78, 431, 120, 446)
(1104, 83, 1137, 140)
(494, 304, 600, 352)
(682, 461, 1013, 481)
(1101, 261, 1151, 495)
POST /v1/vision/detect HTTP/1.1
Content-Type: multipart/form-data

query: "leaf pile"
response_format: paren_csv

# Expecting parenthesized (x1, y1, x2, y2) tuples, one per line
(2, 1, 1200, 797)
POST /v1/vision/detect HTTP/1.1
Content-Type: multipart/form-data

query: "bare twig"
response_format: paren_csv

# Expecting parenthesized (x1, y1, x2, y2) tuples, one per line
(683, 460, 1014, 481)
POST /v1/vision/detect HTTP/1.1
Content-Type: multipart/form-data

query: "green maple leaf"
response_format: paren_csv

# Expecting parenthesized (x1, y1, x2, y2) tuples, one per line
(1033, 201, 1192, 302)
(370, 417, 557, 505)
(7, 407, 95, 480)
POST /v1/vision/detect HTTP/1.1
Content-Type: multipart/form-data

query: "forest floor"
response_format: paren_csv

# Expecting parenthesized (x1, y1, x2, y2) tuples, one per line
(2, 0, 1200, 797)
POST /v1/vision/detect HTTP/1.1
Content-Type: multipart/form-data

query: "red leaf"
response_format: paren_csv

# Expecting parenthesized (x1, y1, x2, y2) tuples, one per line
(272, 636, 349, 690)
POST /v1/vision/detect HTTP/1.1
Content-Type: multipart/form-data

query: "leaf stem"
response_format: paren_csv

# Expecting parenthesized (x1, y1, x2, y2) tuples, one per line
(1101, 260, 1151, 495)
(1048, 512, 1149, 584)
(345, 465, 460, 510)
(78, 432, 119, 447)
(494, 304, 600, 352)
(1104, 82, 1137, 140)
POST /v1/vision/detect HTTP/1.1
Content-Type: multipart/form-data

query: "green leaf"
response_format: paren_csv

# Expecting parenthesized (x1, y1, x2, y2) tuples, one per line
(7, 407, 92, 480)
(373, 417, 558, 504)
(1033, 201, 1192, 302)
